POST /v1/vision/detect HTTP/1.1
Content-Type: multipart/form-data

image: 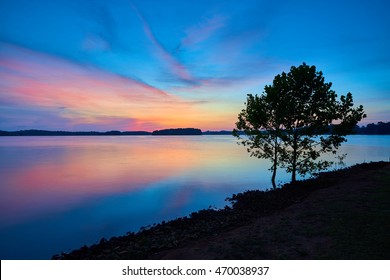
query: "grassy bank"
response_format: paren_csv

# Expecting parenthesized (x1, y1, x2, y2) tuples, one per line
(53, 161, 390, 260)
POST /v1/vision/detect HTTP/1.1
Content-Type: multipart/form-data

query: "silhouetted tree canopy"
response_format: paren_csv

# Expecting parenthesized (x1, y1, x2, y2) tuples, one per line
(234, 63, 366, 187)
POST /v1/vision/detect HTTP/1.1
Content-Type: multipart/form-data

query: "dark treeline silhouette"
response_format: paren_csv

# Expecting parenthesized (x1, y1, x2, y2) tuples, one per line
(0, 129, 151, 136)
(0, 123, 389, 136)
(152, 128, 202, 135)
(203, 130, 234, 135)
(354, 122, 390, 135)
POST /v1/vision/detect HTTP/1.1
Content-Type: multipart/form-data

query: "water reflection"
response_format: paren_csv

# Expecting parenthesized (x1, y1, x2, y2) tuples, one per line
(0, 135, 389, 259)
(1, 137, 200, 225)
(0, 136, 268, 259)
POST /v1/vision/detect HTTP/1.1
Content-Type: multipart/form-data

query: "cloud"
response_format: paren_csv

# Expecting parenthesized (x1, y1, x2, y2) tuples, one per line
(181, 14, 226, 48)
(0, 43, 201, 131)
(129, 2, 198, 85)
(79, 1, 121, 52)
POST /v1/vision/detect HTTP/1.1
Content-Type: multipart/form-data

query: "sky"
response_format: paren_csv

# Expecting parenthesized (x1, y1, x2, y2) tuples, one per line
(0, 0, 389, 131)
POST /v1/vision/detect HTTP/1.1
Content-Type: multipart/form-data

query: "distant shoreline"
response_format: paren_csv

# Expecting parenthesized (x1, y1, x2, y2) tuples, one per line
(1, 125, 390, 137)
(1, 122, 390, 136)
(0, 129, 235, 136)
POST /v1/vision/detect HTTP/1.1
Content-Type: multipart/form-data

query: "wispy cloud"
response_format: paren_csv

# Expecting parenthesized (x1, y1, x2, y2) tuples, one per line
(181, 14, 226, 48)
(130, 2, 197, 85)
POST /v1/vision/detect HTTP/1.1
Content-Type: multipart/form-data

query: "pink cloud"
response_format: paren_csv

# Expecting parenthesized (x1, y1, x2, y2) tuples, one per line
(0, 42, 170, 98)
(0, 43, 203, 130)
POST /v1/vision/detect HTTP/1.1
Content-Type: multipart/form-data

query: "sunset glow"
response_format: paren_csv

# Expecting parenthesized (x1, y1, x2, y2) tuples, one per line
(1, 0, 389, 131)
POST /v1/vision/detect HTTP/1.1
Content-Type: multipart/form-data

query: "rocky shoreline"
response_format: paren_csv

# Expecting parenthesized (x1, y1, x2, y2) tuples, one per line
(53, 161, 390, 260)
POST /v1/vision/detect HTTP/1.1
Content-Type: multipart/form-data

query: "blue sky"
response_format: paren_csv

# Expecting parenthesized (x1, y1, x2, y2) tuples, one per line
(0, 0, 389, 131)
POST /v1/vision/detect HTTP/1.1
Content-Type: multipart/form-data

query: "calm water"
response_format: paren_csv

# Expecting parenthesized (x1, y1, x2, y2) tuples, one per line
(0, 135, 389, 259)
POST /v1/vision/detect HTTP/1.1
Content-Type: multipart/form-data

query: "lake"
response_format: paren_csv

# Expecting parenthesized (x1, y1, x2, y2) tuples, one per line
(0, 135, 389, 259)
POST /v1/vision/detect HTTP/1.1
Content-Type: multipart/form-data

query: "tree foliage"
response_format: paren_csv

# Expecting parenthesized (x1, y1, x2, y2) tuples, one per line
(233, 63, 366, 187)
(233, 90, 285, 188)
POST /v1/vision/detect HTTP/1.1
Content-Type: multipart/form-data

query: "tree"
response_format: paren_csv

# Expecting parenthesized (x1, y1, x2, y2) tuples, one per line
(233, 94, 285, 189)
(233, 63, 366, 187)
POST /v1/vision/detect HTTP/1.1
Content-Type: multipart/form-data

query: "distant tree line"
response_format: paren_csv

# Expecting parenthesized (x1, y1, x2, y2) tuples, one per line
(0, 123, 389, 137)
(152, 128, 202, 135)
(0, 128, 203, 136)
(0, 129, 151, 136)
(353, 122, 390, 135)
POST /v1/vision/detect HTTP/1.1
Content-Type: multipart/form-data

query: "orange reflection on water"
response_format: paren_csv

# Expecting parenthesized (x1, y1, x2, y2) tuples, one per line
(1, 137, 209, 224)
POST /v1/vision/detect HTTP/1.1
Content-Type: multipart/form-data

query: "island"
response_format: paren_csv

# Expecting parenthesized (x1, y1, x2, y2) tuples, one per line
(152, 128, 202, 135)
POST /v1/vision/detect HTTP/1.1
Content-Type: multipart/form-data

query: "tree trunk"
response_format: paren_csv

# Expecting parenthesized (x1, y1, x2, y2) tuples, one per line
(291, 165, 296, 183)
(271, 136, 278, 189)
(271, 163, 277, 189)
(291, 132, 297, 184)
